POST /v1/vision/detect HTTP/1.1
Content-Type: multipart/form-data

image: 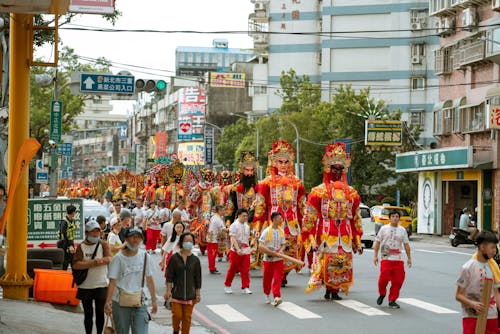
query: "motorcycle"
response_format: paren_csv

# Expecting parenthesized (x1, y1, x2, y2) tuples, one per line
(449, 227, 475, 247)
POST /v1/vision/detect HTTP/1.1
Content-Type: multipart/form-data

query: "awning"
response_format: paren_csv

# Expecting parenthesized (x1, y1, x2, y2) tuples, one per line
(486, 87, 500, 98)
(452, 97, 466, 108)
(458, 102, 483, 109)
(473, 159, 493, 169)
(433, 100, 452, 111)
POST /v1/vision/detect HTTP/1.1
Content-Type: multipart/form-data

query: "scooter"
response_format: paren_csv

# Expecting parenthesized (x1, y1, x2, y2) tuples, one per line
(449, 227, 475, 247)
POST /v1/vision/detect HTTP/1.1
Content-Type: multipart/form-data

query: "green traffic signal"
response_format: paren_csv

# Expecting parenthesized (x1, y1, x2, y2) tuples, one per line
(156, 80, 167, 91)
(135, 79, 167, 93)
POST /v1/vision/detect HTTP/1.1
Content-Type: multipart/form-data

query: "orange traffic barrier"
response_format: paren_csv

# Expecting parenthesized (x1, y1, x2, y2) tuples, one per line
(33, 269, 79, 306)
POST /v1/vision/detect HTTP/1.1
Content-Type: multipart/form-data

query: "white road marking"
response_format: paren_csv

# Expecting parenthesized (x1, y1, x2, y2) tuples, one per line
(363, 249, 374, 252)
(398, 298, 459, 314)
(276, 301, 322, 319)
(445, 251, 472, 256)
(336, 300, 390, 316)
(206, 304, 252, 322)
(415, 249, 443, 254)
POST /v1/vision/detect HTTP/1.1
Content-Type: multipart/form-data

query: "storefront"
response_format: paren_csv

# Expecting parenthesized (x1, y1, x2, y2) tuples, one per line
(396, 146, 495, 235)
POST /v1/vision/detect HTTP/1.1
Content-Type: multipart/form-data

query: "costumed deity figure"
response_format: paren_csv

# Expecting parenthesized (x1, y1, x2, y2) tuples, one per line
(163, 160, 185, 210)
(210, 170, 233, 258)
(253, 140, 306, 281)
(302, 142, 363, 300)
(189, 168, 216, 255)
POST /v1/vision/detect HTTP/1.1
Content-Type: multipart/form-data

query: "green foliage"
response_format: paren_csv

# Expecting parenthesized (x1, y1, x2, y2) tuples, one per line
(215, 119, 252, 169)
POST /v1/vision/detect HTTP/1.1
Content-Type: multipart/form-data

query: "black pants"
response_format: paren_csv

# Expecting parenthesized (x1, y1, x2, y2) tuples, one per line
(62, 248, 73, 270)
(77, 287, 107, 334)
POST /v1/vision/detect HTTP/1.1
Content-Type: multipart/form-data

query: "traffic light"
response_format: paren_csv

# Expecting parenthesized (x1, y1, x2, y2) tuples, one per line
(135, 79, 167, 93)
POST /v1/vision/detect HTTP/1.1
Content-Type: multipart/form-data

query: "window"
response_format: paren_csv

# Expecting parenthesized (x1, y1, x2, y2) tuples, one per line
(409, 110, 424, 126)
(411, 44, 426, 57)
(453, 108, 461, 132)
(410, 8, 428, 23)
(442, 108, 453, 134)
(433, 110, 442, 134)
(254, 85, 268, 95)
(460, 103, 486, 132)
(434, 47, 452, 75)
(120, 140, 126, 149)
(410, 77, 425, 90)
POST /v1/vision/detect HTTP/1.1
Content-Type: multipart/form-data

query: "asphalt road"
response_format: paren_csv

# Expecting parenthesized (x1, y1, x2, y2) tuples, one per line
(149, 240, 476, 334)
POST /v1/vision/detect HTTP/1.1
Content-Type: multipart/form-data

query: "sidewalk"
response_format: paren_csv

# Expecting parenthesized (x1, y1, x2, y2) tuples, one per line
(0, 297, 214, 334)
(410, 233, 452, 246)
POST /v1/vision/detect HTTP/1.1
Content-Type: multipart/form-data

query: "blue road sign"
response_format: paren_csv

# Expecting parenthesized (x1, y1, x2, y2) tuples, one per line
(36, 172, 49, 183)
(80, 73, 135, 94)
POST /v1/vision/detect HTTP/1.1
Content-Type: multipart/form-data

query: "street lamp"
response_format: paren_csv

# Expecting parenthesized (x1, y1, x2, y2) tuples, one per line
(204, 121, 223, 134)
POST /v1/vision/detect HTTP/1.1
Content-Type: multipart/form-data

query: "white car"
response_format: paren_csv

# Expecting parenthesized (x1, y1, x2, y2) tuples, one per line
(360, 204, 375, 248)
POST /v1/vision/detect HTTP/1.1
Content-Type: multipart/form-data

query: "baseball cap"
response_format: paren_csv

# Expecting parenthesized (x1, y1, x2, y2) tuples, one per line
(109, 217, 119, 227)
(119, 208, 132, 220)
(85, 220, 101, 232)
(125, 227, 144, 238)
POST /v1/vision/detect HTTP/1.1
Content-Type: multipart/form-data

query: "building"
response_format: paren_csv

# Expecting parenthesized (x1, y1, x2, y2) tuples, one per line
(247, 0, 438, 145)
(396, 0, 500, 235)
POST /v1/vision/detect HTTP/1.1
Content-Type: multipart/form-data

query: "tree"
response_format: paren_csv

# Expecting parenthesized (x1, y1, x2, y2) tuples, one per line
(215, 119, 252, 169)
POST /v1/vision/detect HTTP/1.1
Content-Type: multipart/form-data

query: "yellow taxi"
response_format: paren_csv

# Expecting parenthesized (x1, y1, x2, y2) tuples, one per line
(370, 205, 412, 236)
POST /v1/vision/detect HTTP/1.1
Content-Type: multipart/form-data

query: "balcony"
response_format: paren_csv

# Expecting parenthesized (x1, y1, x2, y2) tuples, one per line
(429, 0, 455, 17)
(459, 38, 485, 67)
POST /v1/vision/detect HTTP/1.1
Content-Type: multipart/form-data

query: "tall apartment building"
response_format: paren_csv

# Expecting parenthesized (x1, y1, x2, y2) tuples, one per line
(248, 0, 438, 144)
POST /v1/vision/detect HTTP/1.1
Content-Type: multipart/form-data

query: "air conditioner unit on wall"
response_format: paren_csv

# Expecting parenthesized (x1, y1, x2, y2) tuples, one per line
(412, 56, 422, 64)
(255, 2, 265, 11)
(493, 0, 500, 11)
(462, 7, 477, 31)
(410, 22, 422, 31)
(440, 17, 455, 36)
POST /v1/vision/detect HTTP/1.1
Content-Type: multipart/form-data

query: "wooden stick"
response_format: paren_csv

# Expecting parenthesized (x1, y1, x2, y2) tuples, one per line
(276, 253, 305, 267)
(475, 278, 492, 334)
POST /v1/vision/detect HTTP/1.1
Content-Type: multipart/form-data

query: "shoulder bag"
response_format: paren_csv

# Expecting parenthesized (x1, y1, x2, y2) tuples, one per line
(72, 241, 100, 287)
(119, 252, 147, 307)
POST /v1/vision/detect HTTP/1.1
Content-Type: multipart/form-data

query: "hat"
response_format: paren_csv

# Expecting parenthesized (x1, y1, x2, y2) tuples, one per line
(119, 208, 132, 220)
(322, 142, 351, 172)
(85, 220, 101, 232)
(125, 227, 144, 238)
(463, 207, 469, 212)
(110, 217, 119, 227)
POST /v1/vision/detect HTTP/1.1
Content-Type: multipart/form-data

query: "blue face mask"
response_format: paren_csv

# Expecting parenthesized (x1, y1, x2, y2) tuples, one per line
(182, 242, 193, 250)
(87, 236, 100, 244)
(126, 243, 139, 251)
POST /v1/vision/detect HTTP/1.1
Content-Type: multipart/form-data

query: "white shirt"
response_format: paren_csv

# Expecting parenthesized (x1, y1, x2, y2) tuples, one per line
(146, 207, 161, 230)
(107, 231, 122, 256)
(132, 207, 144, 219)
(207, 214, 225, 243)
(159, 208, 171, 223)
(161, 221, 174, 239)
(259, 226, 286, 262)
(229, 220, 251, 255)
(376, 224, 409, 261)
(78, 242, 108, 289)
(162, 235, 180, 254)
(173, 208, 190, 222)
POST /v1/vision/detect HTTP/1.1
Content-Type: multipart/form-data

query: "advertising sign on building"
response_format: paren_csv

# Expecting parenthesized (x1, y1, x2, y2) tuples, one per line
(490, 105, 500, 130)
(69, 0, 115, 15)
(204, 127, 214, 165)
(396, 146, 472, 173)
(27, 198, 84, 247)
(365, 120, 402, 146)
(417, 172, 437, 234)
(149, 136, 156, 160)
(177, 142, 204, 166)
(210, 72, 246, 88)
(177, 87, 206, 141)
(155, 132, 167, 158)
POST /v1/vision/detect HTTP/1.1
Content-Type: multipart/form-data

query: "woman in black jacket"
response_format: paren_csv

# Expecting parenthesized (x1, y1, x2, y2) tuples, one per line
(165, 232, 201, 334)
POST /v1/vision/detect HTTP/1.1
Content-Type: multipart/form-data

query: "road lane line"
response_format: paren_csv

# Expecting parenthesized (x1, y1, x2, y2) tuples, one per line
(276, 301, 322, 319)
(193, 308, 232, 334)
(415, 249, 443, 254)
(336, 300, 390, 316)
(446, 251, 472, 256)
(206, 304, 251, 322)
(398, 298, 459, 314)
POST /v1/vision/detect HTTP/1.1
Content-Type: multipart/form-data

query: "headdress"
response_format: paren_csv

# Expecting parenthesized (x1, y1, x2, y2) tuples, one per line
(167, 160, 185, 183)
(217, 170, 233, 186)
(322, 142, 351, 173)
(200, 168, 215, 183)
(269, 140, 295, 162)
(238, 151, 258, 172)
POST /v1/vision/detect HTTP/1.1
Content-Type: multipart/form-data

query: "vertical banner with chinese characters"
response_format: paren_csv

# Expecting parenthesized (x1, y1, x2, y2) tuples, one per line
(155, 131, 167, 158)
(365, 120, 403, 146)
(489, 105, 500, 129)
(418, 172, 437, 234)
(204, 126, 214, 165)
(27, 198, 84, 247)
(177, 87, 206, 141)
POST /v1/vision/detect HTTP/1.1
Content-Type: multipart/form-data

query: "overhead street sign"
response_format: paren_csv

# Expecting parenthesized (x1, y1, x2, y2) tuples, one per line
(80, 73, 135, 94)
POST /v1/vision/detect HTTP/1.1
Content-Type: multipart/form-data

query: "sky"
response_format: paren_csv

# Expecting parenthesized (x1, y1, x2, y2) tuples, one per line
(39, 0, 255, 114)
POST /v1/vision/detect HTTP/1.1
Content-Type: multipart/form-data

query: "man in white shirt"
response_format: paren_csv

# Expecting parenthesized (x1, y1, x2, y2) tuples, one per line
(224, 208, 252, 295)
(374, 210, 412, 309)
(132, 199, 145, 228)
(207, 205, 227, 274)
(158, 201, 171, 228)
(145, 201, 161, 251)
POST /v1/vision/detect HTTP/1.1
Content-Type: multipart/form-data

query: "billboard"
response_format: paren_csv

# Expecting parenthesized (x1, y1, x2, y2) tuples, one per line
(365, 120, 402, 146)
(177, 142, 204, 166)
(210, 72, 246, 88)
(177, 87, 206, 141)
(69, 0, 115, 14)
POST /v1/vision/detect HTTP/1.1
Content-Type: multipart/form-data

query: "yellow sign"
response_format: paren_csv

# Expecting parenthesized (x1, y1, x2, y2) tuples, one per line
(365, 120, 403, 146)
(490, 105, 500, 129)
(149, 136, 156, 159)
(177, 142, 204, 165)
(210, 72, 245, 88)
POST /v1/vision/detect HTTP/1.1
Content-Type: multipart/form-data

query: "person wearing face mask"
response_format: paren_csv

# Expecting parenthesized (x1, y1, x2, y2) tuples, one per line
(165, 232, 202, 334)
(105, 227, 158, 334)
(72, 221, 112, 334)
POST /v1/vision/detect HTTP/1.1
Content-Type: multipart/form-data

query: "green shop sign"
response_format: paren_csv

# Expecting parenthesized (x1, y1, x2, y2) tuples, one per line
(396, 146, 472, 172)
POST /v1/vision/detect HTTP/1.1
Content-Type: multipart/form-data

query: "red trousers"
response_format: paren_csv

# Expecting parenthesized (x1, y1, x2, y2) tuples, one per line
(462, 318, 500, 334)
(263, 260, 284, 298)
(146, 229, 161, 250)
(207, 242, 219, 271)
(300, 249, 314, 269)
(224, 250, 250, 289)
(378, 260, 405, 301)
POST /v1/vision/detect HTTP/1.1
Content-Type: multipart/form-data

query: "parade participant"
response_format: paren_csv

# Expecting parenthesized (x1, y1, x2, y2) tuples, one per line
(96, 215, 109, 240)
(456, 231, 500, 334)
(188, 168, 216, 255)
(173, 200, 192, 227)
(259, 212, 286, 306)
(210, 171, 233, 261)
(207, 205, 227, 274)
(73, 220, 112, 334)
(158, 201, 172, 228)
(254, 140, 306, 283)
(58, 204, 78, 270)
(164, 160, 186, 210)
(132, 198, 145, 228)
(145, 201, 161, 252)
(224, 209, 252, 294)
(302, 142, 363, 300)
(374, 210, 412, 309)
(226, 152, 259, 224)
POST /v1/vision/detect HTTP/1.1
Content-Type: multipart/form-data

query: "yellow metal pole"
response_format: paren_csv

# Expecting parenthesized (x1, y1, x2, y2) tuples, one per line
(0, 13, 33, 300)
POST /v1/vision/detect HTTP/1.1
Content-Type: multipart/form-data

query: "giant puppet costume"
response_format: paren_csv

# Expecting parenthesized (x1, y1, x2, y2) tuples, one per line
(253, 140, 306, 281)
(302, 142, 363, 300)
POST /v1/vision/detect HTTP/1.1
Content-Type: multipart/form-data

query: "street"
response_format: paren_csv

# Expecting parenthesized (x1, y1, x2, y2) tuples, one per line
(151, 239, 476, 334)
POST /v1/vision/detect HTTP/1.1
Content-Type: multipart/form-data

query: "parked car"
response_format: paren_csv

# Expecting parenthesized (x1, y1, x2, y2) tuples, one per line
(370, 205, 412, 237)
(360, 204, 375, 248)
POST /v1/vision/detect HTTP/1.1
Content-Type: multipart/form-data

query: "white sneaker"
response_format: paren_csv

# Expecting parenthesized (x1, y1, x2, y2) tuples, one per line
(273, 297, 283, 307)
(224, 286, 233, 294)
(242, 288, 252, 294)
(265, 295, 271, 304)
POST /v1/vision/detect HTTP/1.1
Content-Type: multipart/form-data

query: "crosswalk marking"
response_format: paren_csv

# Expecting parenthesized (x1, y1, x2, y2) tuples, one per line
(206, 304, 252, 322)
(336, 300, 390, 316)
(415, 249, 442, 254)
(276, 301, 322, 319)
(398, 298, 459, 314)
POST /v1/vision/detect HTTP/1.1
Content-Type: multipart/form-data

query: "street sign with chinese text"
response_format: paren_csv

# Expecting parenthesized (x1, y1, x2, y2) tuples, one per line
(396, 146, 472, 172)
(204, 126, 214, 165)
(490, 105, 500, 129)
(365, 120, 403, 146)
(80, 73, 135, 94)
(27, 199, 84, 244)
(50, 100, 62, 142)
